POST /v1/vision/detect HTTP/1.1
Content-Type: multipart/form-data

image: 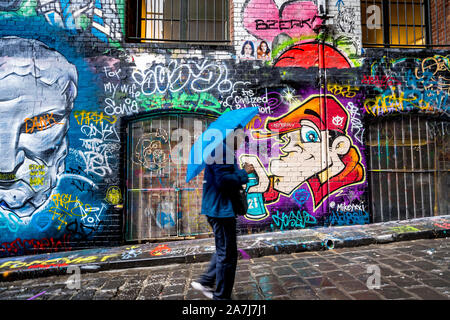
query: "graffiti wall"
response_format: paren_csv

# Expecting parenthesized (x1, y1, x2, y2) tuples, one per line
(0, 0, 447, 257)
(362, 50, 449, 117)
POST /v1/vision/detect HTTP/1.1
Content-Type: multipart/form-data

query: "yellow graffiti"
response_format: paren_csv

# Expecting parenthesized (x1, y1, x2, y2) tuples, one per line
(0, 253, 120, 270)
(415, 55, 450, 94)
(327, 83, 359, 98)
(245, 115, 263, 130)
(105, 186, 123, 205)
(49, 193, 93, 230)
(73, 110, 117, 126)
(364, 91, 436, 116)
(391, 225, 420, 233)
(0, 173, 15, 180)
(29, 164, 46, 187)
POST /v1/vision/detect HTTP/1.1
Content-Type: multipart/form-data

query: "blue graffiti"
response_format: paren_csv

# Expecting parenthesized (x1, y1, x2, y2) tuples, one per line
(335, 0, 345, 11)
(0, 210, 20, 233)
(91, 0, 109, 43)
(34, 0, 121, 43)
(271, 210, 317, 231)
(245, 173, 269, 220)
(324, 209, 369, 226)
(0, 0, 22, 11)
(156, 211, 176, 229)
(293, 189, 310, 207)
(33, 212, 53, 232)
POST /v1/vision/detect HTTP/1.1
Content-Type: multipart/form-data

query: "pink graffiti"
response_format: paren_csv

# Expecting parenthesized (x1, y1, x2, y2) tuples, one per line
(238, 249, 251, 260)
(243, 0, 322, 42)
(434, 222, 450, 229)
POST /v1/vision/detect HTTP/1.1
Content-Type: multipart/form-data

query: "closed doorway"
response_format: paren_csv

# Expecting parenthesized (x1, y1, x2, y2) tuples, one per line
(367, 115, 449, 222)
(125, 114, 215, 241)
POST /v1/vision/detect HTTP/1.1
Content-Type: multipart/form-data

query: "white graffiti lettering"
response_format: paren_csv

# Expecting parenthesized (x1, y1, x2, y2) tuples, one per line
(131, 60, 232, 96)
(104, 98, 139, 116)
(346, 102, 365, 144)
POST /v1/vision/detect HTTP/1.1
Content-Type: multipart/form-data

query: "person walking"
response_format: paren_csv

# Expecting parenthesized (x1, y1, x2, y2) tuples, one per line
(191, 142, 255, 300)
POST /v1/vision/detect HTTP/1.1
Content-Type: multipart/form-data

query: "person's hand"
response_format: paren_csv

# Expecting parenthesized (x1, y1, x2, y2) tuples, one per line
(239, 155, 270, 193)
(243, 162, 255, 174)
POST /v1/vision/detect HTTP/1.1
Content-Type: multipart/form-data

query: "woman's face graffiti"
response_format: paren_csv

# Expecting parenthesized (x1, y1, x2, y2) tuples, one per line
(261, 42, 268, 53)
(244, 43, 253, 56)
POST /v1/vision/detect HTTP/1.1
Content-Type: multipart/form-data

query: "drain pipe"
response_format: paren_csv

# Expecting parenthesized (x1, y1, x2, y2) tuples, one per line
(316, 0, 330, 214)
(317, 0, 328, 18)
(323, 239, 335, 250)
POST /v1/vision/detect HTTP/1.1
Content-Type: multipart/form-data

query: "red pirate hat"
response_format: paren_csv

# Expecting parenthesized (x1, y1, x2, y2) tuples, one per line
(274, 41, 352, 69)
(253, 95, 348, 139)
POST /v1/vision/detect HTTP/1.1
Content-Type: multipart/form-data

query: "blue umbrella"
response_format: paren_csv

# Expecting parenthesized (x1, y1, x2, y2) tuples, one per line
(185, 107, 259, 183)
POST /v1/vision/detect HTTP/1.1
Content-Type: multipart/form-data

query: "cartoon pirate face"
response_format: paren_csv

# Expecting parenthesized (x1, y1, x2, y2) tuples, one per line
(0, 37, 77, 218)
(246, 95, 364, 208)
(271, 120, 343, 194)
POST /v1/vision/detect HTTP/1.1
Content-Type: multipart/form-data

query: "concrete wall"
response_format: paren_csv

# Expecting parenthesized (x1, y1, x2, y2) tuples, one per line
(0, 0, 447, 257)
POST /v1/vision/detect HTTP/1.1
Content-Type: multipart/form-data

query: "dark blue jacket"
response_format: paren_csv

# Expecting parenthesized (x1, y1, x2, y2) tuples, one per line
(201, 161, 249, 218)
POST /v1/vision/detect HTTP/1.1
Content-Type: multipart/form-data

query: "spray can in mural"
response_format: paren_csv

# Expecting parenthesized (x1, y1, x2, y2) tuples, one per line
(244, 173, 269, 221)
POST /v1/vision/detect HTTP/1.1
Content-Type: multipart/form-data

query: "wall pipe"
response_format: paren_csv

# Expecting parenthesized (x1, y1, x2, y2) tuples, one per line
(317, 0, 330, 221)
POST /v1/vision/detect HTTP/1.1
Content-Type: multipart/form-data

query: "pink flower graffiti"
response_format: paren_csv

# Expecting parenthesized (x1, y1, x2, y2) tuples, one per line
(243, 0, 322, 42)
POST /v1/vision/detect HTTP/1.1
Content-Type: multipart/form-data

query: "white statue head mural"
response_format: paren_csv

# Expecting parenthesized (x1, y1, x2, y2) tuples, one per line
(0, 36, 78, 218)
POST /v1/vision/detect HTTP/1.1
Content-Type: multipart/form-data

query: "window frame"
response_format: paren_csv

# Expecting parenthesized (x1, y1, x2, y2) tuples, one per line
(361, 0, 437, 48)
(126, 0, 232, 48)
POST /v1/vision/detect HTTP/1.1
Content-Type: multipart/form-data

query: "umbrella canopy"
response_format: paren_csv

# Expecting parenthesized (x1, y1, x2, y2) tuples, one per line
(185, 107, 259, 183)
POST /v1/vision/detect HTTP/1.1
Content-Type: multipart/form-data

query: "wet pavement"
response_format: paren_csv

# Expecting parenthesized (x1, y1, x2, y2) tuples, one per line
(0, 237, 448, 300)
(1, 215, 449, 283)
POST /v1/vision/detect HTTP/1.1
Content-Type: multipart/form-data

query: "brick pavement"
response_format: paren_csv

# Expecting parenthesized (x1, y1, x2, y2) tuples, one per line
(0, 237, 448, 300)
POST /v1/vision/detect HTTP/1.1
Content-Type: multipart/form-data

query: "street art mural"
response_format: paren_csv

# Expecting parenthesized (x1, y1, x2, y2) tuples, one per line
(0, 0, 369, 257)
(241, 0, 323, 64)
(0, 33, 118, 257)
(0, 37, 77, 218)
(244, 95, 365, 209)
(240, 0, 363, 67)
(0, 0, 123, 44)
(0, 0, 446, 257)
(243, 0, 322, 43)
(237, 92, 368, 230)
(363, 53, 450, 116)
(273, 41, 353, 68)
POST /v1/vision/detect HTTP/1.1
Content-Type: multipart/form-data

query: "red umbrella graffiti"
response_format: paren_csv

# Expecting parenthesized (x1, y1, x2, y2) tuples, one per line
(274, 41, 352, 69)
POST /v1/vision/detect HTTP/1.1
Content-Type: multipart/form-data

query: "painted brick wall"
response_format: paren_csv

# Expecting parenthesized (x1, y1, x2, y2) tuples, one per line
(0, 0, 447, 257)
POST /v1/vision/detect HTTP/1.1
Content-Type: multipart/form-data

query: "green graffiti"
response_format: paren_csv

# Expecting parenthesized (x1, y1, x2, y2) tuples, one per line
(138, 92, 225, 114)
(0, 0, 37, 17)
(78, 14, 90, 30)
(390, 225, 420, 233)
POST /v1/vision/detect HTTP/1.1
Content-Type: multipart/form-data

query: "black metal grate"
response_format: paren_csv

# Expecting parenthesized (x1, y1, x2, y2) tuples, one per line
(367, 116, 449, 222)
(128, 0, 230, 44)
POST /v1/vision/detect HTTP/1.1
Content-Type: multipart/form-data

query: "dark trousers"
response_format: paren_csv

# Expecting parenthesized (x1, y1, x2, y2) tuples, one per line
(199, 216, 237, 300)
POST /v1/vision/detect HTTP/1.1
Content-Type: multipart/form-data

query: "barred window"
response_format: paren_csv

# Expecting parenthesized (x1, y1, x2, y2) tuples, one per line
(361, 0, 450, 48)
(127, 0, 230, 45)
(361, 0, 429, 47)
